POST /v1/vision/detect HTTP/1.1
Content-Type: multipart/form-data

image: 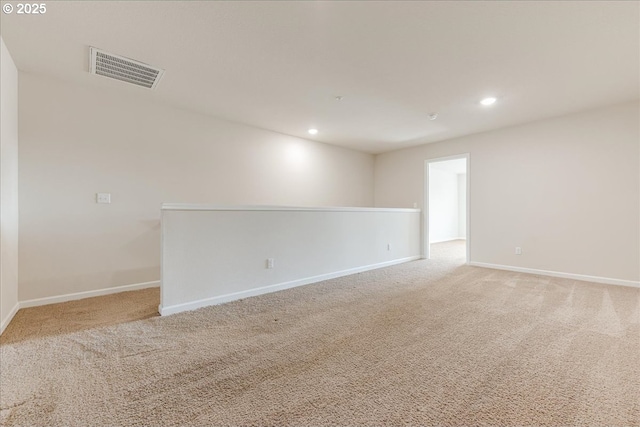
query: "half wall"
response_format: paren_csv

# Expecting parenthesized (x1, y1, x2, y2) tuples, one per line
(160, 205, 421, 315)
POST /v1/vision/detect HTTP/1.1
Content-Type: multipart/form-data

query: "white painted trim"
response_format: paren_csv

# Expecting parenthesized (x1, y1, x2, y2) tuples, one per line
(160, 210, 166, 316)
(424, 153, 470, 264)
(19, 280, 160, 309)
(430, 237, 466, 244)
(162, 204, 420, 213)
(0, 302, 20, 335)
(159, 256, 421, 316)
(470, 262, 640, 288)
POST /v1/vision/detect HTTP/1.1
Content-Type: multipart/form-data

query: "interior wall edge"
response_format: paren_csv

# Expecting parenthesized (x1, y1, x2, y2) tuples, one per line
(0, 302, 20, 336)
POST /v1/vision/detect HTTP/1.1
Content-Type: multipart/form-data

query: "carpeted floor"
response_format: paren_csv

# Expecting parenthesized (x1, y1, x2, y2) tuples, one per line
(1, 240, 639, 426)
(0, 287, 160, 346)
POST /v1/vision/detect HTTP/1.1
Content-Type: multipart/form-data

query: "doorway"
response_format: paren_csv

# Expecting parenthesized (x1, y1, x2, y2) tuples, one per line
(424, 154, 469, 263)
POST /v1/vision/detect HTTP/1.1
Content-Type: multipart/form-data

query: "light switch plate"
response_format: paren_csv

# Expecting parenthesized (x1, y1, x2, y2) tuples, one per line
(96, 193, 111, 204)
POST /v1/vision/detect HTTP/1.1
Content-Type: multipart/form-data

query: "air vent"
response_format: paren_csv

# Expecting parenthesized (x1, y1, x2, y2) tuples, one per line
(89, 47, 164, 89)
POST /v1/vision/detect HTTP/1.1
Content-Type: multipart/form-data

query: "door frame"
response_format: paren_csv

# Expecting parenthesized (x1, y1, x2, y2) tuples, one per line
(423, 153, 470, 263)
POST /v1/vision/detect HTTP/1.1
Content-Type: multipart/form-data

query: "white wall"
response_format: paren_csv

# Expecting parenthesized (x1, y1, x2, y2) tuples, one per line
(161, 206, 421, 315)
(18, 73, 375, 301)
(375, 102, 640, 283)
(458, 173, 466, 238)
(0, 37, 20, 334)
(429, 167, 460, 243)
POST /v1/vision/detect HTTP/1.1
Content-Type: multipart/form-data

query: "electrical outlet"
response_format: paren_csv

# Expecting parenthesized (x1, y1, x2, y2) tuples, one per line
(96, 193, 111, 204)
(266, 258, 274, 269)
(515, 247, 522, 255)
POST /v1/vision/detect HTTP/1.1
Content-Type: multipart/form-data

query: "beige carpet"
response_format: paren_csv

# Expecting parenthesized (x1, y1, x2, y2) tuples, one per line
(0, 287, 160, 345)
(1, 241, 639, 426)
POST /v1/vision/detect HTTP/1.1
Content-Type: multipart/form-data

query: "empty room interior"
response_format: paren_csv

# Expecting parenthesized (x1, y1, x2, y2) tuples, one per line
(1, 1, 639, 426)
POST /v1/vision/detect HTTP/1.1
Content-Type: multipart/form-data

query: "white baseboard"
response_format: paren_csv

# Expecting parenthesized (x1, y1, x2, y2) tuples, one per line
(430, 237, 465, 244)
(469, 262, 639, 288)
(159, 256, 421, 316)
(0, 302, 20, 335)
(19, 280, 160, 309)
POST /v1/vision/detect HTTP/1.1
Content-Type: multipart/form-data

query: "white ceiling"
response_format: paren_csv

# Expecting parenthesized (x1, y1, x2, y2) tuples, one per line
(1, 1, 638, 154)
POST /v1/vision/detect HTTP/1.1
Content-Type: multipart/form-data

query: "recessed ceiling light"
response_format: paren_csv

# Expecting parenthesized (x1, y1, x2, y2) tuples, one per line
(335, 96, 344, 101)
(428, 113, 438, 121)
(308, 128, 318, 135)
(480, 97, 497, 106)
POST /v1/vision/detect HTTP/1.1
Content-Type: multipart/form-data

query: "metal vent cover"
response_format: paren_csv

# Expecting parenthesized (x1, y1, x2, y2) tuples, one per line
(89, 47, 164, 89)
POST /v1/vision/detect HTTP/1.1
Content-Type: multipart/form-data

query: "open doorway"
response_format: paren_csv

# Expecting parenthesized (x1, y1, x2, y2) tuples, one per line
(424, 154, 469, 263)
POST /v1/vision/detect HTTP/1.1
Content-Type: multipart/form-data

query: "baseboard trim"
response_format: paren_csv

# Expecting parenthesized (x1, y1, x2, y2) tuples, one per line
(0, 302, 20, 335)
(159, 256, 421, 316)
(469, 262, 640, 288)
(19, 280, 160, 309)
(429, 237, 465, 245)
(430, 238, 466, 244)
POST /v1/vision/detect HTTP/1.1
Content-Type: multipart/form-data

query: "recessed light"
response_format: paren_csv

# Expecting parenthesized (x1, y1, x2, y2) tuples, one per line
(480, 97, 497, 106)
(428, 113, 438, 121)
(335, 96, 344, 101)
(308, 128, 318, 135)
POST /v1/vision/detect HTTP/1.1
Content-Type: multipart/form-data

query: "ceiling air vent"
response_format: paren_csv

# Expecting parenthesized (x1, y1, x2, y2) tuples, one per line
(89, 47, 164, 89)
